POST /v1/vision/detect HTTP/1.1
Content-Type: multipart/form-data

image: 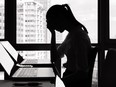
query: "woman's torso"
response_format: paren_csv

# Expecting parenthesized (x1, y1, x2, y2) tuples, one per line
(57, 26, 91, 72)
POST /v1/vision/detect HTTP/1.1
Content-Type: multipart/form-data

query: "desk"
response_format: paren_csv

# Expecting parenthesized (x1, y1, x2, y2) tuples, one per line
(0, 80, 54, 87)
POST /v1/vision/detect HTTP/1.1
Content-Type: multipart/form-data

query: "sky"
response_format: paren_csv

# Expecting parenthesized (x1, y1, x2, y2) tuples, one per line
(50, 0, 97, 20)
(0, 0, 4, 3)
(51, 0, 68, 5)
(110, 0, 116, 38)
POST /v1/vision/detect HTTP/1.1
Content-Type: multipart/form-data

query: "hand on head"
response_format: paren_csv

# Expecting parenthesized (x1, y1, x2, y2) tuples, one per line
(47, 26, 55, 34)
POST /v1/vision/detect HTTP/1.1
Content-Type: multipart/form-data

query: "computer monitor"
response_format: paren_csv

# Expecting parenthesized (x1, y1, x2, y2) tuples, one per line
(1, 41, 18, 61)
(0, 43, 14, 75)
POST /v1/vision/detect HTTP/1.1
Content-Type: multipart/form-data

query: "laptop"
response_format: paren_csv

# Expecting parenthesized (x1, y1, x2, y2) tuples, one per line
(0, 43, 55, 80)
(0, 41, 51, 65)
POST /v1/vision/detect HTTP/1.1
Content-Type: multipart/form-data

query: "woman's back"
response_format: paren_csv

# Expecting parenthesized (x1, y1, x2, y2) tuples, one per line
(58, 26, 91, 72)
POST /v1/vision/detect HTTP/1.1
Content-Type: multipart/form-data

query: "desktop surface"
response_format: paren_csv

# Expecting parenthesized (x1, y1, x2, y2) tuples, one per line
(0, 80, 54, 87)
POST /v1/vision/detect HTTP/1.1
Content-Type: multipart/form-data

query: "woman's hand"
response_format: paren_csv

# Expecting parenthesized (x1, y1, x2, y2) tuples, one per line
(50, 30, 57, 62)
(48, 28, 55, 34)
(47, 22, 56, 34)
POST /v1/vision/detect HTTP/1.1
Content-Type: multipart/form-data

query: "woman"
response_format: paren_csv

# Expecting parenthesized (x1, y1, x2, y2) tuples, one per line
(46, 4, 91, 87)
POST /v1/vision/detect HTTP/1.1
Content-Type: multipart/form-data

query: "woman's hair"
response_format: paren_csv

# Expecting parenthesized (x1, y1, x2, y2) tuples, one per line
(46, 4, 76, 22)
(46, 4, 88, 33)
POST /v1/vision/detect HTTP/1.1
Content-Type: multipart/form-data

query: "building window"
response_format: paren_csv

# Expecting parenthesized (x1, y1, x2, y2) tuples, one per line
(67, 0, 98, 43)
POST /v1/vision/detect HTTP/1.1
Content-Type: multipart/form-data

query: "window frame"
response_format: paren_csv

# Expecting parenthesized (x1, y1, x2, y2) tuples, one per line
(98, 0, 116, 86)
(100, 0, 116, 48)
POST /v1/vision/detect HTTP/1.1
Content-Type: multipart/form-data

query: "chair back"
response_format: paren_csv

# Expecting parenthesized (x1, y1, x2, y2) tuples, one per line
(87, 46, 98, 87)
(102, 48, 116, 87)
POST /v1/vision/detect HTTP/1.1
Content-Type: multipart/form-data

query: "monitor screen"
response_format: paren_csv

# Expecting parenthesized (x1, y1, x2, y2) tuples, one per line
(0, 43, 14, 75)
(1, 41, 18, 61)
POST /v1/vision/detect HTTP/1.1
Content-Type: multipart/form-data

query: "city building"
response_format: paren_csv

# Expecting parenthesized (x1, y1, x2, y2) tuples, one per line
(17, 0, 47, 43)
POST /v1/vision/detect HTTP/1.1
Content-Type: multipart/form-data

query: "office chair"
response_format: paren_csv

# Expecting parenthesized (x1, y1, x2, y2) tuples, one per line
(52, 46, 98, 87)
(101, 48, 116, 87)
(87, 46, 98, 87)
(62, 46, 98, 87)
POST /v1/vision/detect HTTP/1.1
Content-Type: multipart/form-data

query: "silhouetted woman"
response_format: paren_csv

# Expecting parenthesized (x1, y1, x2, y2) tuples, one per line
(46, 4, 91, 87)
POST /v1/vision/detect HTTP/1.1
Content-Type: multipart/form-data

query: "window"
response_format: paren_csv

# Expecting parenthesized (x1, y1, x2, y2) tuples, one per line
(68, 0, 98, 43)
(17, 0, 97, 44)
(110, 0, 116, 39)
(0, 0, 5, 39)
(17, 0, 98, 44)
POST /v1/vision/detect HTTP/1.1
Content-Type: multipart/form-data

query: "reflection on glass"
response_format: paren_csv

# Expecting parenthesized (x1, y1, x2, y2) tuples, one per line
(110, 0, 116, 39)
(0, 0, 4, 39)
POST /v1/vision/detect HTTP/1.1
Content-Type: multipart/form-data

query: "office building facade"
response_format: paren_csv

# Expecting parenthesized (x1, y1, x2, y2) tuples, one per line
(17, 0, 47, 44)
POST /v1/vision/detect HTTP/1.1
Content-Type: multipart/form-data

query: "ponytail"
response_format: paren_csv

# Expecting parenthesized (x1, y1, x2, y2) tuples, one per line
(62, 4, 88, 34)
(62, 4, 76, 21)
(81, 24, 88, 34)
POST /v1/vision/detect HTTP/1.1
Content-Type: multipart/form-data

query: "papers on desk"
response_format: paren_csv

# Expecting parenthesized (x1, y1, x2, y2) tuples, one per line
(1, 41, 18, 61)
(55, 75, 65, 87)
(0, 44, 14, 75)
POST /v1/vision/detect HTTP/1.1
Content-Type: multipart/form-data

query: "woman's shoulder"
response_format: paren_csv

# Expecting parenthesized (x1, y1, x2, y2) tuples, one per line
(70, 27, 87, 37)
(70, 27, 90, 43)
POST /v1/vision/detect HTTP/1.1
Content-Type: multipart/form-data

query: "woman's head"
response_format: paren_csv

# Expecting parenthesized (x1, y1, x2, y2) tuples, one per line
(46, 4, 77, 32)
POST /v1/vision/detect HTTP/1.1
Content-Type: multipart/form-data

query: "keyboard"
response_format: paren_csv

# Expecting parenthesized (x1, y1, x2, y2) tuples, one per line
(17, 68, 38, 77)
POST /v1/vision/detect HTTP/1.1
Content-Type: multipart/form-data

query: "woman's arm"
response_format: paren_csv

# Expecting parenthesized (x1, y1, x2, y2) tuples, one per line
(57, 44, 65, 58)
(50, 30, 60, 62)
(50, 30, 62, 77)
